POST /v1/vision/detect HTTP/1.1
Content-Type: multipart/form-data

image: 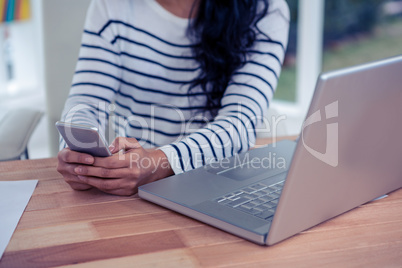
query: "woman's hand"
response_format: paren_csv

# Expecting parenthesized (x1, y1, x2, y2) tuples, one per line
(58, 137, 173, 196)
(57, 148, 95, 191)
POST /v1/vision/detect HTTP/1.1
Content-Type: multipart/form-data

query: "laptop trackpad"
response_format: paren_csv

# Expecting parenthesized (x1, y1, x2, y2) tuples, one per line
(217, 161, 285, 181)
(207, 140, 295, 181)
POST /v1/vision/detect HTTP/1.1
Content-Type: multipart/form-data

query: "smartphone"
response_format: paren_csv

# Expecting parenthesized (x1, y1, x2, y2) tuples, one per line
(55, 121, 112, 157)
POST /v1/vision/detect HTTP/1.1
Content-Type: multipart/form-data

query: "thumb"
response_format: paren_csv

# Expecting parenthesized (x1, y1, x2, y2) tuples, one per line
(109, 137, 141, 153)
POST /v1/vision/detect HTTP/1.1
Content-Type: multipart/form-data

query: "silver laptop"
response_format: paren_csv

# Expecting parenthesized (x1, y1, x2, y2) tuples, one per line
(139, 55, 402, 245)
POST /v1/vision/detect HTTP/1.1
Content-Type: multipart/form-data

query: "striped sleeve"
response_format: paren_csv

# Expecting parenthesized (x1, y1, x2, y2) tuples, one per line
(59, 0, 122, 150)
(159, 0, 290, 174)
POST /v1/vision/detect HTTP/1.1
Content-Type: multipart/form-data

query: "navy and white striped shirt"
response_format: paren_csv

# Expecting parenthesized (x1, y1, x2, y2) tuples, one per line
(60, 0, 290, 174)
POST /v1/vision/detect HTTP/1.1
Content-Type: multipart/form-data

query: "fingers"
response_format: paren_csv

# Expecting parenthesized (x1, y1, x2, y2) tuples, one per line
(109, 137, 141, 154)
(92, 153, 131, 168)
(67, 181, 94, 191)
(74, 165, 129, 178)
(77, 176, 137, 196)
(57, 150, 93, 191)
(57, 138, 148, 196)
(59, 170, 93, 191)
(58, 148, 94, 165)
(92, 150, 148, 169)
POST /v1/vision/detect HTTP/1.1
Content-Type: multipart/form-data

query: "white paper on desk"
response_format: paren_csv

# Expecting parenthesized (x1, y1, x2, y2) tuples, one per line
(0, 180, 38, 259)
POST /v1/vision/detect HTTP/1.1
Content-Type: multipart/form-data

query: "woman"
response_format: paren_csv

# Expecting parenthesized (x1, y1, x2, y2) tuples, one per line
(57, 0, 290, 196)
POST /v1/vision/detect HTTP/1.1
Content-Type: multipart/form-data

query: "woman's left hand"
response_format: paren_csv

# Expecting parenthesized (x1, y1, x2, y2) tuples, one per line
(73, 137, 173, 196)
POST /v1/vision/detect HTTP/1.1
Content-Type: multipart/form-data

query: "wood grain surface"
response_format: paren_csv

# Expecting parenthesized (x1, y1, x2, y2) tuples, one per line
(0, 141, 401, 267)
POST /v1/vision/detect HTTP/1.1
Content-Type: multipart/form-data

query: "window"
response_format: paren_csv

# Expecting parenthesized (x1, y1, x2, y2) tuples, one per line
(271, 0, 325, 136)
(271, 0, 402, 136)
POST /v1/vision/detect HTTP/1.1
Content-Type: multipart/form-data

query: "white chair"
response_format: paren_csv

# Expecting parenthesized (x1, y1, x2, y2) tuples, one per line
(0, 109, 43, 161)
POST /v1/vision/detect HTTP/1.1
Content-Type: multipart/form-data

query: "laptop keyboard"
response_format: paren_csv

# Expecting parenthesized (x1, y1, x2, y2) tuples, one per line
(214, 180, 284, 221)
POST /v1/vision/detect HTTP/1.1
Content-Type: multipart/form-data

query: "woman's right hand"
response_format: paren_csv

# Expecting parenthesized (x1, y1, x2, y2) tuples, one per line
(57, 148, 95, 191)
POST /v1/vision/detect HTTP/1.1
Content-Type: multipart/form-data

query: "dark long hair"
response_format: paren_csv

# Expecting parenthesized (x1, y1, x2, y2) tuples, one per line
(188, 0, 269, 116)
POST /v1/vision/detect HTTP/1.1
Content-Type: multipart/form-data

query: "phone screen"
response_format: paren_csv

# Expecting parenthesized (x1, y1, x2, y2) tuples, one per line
(56, 121, 112, 157)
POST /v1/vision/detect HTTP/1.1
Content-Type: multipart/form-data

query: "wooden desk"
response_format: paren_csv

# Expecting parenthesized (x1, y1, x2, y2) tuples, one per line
(0, 145, 401, 267)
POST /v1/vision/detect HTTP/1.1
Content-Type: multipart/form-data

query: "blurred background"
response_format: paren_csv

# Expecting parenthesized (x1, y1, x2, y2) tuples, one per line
(276, 0, 402, 101)
(0, 0, 401, 160)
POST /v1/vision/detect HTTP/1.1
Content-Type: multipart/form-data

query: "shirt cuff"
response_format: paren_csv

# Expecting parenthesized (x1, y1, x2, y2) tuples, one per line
(158, 145, 184, 175)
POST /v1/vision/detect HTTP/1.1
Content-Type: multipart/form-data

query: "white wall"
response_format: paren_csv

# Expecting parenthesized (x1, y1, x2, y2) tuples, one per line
(42, 0, 91, 156)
